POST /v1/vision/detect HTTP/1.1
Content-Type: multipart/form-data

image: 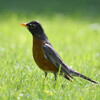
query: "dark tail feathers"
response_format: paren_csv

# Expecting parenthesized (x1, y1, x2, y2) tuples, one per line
(69, 68, 98, 84)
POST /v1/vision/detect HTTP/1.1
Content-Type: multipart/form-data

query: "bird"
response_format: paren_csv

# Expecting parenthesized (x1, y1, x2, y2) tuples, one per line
(20, 21, 97, 84)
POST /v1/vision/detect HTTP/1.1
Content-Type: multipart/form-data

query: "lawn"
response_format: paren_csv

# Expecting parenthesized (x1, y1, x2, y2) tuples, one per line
(0, 0, 100, 100)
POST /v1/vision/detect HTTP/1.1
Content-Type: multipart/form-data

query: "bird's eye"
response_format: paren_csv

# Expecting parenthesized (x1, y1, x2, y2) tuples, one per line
(30, 24, 36, 27)
(29, 24, 36, 29)
(32, 24, 36, 27)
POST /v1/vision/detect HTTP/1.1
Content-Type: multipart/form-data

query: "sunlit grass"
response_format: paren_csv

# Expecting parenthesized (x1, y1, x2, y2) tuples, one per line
(0, 12, 100, 100)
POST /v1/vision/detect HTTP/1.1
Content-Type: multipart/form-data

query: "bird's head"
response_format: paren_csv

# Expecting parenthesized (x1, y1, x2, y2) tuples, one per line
(21, 21, 48, 41)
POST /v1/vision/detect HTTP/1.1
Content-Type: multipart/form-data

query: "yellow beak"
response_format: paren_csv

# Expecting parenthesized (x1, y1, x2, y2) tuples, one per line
(20, 23, 29, 28)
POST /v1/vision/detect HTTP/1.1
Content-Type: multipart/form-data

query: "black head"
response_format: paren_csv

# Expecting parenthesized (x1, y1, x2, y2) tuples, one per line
(21, 21, 48, 41)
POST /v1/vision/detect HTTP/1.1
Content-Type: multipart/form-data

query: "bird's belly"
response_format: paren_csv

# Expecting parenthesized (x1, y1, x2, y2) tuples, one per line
(33, 37, 58, 72)
(34, 53, 58, 72)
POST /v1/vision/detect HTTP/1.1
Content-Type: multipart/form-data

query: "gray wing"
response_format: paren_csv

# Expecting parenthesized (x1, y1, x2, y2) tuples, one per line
(42, 44, 74, 79)
(42, 44, 97, 83)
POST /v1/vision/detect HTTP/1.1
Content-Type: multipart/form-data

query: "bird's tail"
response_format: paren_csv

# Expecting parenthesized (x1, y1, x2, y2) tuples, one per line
(69, 68, 98, 84)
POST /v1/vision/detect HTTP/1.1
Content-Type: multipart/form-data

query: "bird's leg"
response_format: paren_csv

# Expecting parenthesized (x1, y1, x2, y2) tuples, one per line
(45, 72, 47, 78)
(54, 72, 57, 81)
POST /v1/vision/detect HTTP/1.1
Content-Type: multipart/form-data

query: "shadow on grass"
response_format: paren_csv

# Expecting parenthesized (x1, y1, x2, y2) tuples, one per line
(0, 0, 100, 19)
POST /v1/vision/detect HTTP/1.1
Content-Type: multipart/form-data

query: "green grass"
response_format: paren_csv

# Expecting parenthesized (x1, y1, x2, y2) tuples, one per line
(0, 0, 100, 100)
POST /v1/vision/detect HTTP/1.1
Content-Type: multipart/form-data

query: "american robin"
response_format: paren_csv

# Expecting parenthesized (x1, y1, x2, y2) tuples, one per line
(21, 21, 97, 84)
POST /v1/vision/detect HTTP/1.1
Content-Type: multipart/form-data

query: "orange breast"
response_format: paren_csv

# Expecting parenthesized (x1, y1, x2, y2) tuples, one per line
(33, 36, 58, 72)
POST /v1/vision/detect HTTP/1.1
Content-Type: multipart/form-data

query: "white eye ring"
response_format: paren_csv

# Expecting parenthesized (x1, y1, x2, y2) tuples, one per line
(30, 24, 32, 26)
(30, 24, 36, 27)
(33, 24, 36, 27)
